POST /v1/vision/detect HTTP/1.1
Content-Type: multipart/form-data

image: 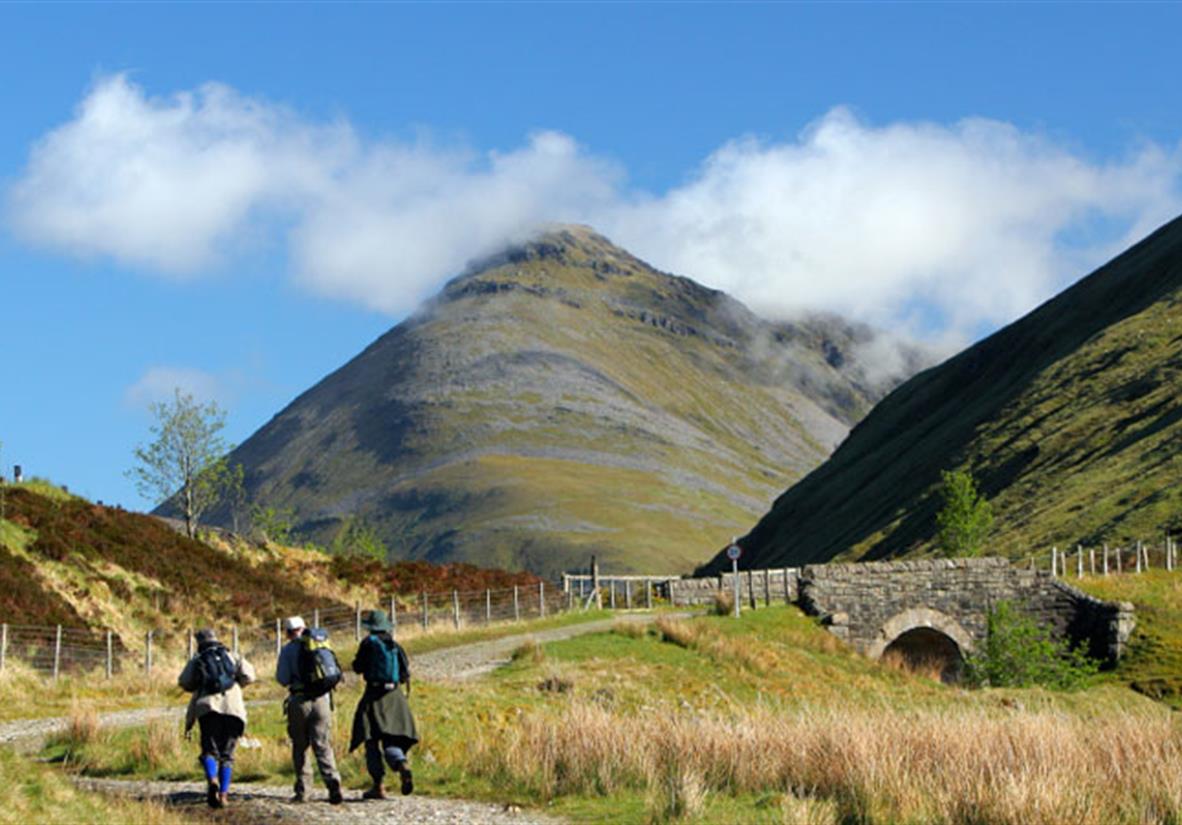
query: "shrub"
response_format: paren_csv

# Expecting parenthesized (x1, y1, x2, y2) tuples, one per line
(936, 469, 993, 557)
(964, 601, 1099, 690)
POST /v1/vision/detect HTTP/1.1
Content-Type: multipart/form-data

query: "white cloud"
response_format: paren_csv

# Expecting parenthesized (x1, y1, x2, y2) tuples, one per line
(124, 366, 225, 409)
(8, 76, 1182, 342)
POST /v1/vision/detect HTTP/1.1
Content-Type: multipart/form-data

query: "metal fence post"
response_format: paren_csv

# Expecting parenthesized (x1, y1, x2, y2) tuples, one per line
(53, 625, 62, 682)
(106, 630, 113, 680)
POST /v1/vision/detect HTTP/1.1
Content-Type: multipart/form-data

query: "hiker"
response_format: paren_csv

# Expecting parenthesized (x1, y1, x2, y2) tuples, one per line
(350, 609, 418, 798)
(178, 628, 257, 809)
(276, 615, 344, 804)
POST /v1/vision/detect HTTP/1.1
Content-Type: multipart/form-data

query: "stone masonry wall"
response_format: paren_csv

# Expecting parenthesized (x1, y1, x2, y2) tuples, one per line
(669, 568, 799, 607)
(797, 558, 1133, 664)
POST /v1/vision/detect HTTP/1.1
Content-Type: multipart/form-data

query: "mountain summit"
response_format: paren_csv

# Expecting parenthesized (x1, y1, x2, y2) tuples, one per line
(700, 215, 1182, 573)
(212, 226, 923, 575)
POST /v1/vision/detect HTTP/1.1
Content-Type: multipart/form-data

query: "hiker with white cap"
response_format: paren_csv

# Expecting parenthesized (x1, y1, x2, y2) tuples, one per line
(277, 615, 344, 804)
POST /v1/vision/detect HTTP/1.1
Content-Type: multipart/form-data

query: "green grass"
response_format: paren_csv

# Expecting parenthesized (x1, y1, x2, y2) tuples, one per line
(0, 747, 185, 825)
(1076, 571, 1182, 709)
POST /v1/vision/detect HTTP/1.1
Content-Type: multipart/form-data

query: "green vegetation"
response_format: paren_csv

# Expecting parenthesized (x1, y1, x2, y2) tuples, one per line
(1078, 571, 1182, 709)
(129, 388, 232, 539)
(0, 747, 184, 825)
(964, 601, 1098, 689)
(936, 468, 993, 557)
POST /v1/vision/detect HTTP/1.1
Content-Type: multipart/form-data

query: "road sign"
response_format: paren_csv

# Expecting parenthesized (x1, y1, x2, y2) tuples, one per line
(726, 543, 742, 561)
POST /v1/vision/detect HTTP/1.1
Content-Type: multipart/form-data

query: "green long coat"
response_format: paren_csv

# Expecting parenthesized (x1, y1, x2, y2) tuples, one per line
(349, 685, 419, 752)
(348, 632, 419, 752)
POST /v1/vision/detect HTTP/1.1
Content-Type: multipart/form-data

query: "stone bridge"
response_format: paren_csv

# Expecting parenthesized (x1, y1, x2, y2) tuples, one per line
(668, 557, 1134, 679)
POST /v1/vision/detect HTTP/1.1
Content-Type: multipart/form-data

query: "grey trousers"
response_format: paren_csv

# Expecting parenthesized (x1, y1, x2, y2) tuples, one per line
(287, 694, 340, 794)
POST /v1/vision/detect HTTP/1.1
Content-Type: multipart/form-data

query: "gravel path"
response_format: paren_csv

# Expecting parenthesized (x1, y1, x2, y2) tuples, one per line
(74, 777, 562, 825)
(2, 611, 687, 821)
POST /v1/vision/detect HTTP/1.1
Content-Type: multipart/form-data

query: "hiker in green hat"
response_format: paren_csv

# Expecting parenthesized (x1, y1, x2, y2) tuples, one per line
(349, 608, 418, 798)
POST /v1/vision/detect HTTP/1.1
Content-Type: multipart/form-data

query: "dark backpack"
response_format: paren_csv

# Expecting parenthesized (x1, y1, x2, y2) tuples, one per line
(363, 635, 404, 685)
(297, 628, 342, 698)
(196, 644, 237, 695)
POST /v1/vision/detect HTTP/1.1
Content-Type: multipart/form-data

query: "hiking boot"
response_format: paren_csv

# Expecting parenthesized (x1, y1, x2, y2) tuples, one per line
(217, 792, 229, 809)
(397, 762, 414, 796)
(327, 779, 343, 805)
(206, 780, 219, 809)
(362, 784, 387, 800)
(290, 791, 306, 804)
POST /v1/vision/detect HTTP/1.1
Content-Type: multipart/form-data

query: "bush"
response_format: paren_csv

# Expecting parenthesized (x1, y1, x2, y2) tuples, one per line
(964, 601, 1099, 690)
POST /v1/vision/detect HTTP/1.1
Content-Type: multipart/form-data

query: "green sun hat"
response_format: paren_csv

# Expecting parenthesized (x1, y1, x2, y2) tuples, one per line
(361, 609, 392, 632)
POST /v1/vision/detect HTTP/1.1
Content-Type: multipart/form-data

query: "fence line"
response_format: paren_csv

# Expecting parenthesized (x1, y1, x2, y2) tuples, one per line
(0, 580, 574, 682)
(1028, 538, 1180, 579)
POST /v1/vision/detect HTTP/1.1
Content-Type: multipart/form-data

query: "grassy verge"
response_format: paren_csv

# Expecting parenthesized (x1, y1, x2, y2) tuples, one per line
(42, 605, 1178, 823)
(0, 746, 186, 825)
(1076, 571, 1182, 709)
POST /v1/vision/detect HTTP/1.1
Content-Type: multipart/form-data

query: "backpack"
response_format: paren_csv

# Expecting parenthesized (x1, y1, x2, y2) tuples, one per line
(363, 634, 402, 685)
(196, 644, 237, 695)
(297, 628, 343, 698)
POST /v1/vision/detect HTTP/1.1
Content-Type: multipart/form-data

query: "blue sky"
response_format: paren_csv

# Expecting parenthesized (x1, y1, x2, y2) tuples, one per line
(1, 3, 1180, 509)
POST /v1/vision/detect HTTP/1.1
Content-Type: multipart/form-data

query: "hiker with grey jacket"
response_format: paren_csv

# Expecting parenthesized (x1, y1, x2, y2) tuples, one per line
(276, 615, 344, 804)
(178, 629, 257, 809)
(349, 609, 418, 799)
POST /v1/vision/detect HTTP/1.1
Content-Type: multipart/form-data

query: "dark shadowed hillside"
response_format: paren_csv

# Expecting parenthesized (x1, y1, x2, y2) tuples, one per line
(700, 215, 1182, 573)
(203, 226, 924, 575)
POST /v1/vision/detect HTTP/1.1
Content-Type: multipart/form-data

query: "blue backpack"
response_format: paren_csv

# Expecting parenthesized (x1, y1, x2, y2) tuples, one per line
(364, 635, 401, 685)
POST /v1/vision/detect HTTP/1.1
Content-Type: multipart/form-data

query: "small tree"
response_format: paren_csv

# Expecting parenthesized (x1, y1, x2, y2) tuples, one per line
(221, 462, 249, 535)
(935, 469, 993, 557)
(330, 516, 388, 561)
(128, 388, 230, 539)
(251, 503, 295, 545)
(965, 601, 1099, 690)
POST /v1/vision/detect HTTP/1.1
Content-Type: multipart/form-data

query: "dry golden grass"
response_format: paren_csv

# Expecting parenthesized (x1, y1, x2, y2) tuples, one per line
(473, 701, 1182, 824)
(654, 616, 778, 674)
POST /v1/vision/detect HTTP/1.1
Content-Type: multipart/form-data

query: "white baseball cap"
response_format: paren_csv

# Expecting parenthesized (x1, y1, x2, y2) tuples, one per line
(282, 615, 307, 632)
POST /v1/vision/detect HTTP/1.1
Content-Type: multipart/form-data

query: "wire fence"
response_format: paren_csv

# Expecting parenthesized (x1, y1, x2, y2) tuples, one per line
(0, 580, 575, 682)
(1022, 539, 1181, 578)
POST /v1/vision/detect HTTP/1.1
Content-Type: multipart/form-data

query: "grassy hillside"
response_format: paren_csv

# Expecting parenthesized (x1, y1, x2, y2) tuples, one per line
(45, 605, 1177, 824)
(702, 214, 1182, 571)
(208, 226, 925, 576)
(0, 482, 540, 648)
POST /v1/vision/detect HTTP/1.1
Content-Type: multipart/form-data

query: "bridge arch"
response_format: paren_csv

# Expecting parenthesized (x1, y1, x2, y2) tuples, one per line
(868, 607, 974, 682)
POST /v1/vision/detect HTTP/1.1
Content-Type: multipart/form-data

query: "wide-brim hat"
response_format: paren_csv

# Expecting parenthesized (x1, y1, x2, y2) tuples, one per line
(195, 628, 218, 647)
(361, 609, 392, 632)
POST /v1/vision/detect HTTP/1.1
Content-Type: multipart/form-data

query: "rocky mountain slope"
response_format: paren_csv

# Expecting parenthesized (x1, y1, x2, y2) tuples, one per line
(210, 226, 923, 575)
(700, 215, 1182, 572)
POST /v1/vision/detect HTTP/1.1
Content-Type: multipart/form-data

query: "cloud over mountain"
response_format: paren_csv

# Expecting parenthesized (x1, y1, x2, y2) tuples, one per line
(8, 75, 1182, 343)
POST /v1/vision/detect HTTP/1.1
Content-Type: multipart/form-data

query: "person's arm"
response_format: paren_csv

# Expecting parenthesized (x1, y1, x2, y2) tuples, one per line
(275, 643, 294, 687)
(178, 657, 199, 692)
(236, 655, 257, 687)
(351, 637, 370, 676)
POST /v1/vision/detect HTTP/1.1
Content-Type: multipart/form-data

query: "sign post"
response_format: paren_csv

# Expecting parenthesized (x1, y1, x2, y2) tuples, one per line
(726, 539, 742, 619)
